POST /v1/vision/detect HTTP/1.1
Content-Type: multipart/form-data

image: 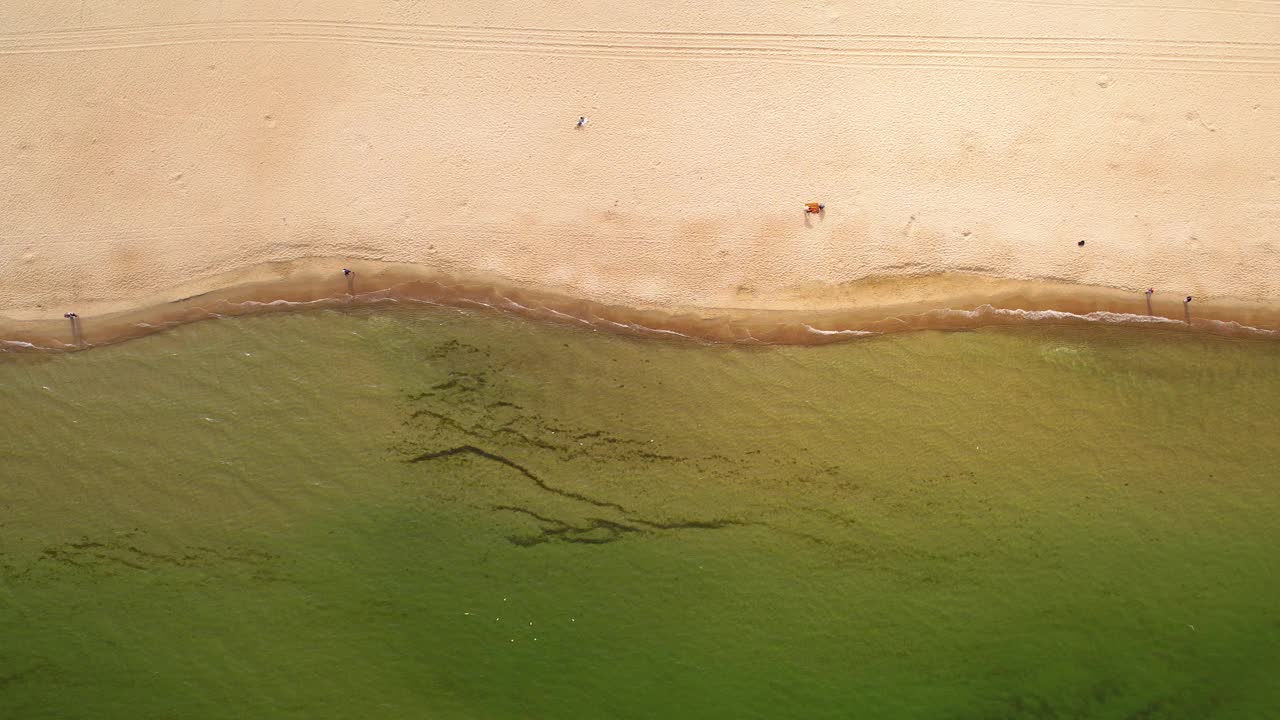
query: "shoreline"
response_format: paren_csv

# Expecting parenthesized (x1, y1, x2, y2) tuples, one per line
(3, 259, 1276, 352)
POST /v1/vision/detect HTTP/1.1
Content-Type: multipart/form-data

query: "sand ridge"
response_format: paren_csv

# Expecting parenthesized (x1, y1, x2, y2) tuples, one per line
(1, 0, 1278, 331)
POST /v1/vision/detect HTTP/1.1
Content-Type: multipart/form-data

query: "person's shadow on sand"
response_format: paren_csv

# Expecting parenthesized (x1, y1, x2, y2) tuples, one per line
(65, 315, 83, 347)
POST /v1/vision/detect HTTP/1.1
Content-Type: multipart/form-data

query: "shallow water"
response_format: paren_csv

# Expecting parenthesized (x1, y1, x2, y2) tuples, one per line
(2, 306, 1279, 718)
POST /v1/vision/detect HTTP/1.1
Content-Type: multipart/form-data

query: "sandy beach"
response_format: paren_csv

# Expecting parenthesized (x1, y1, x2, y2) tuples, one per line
(2, 0, 1278, 345)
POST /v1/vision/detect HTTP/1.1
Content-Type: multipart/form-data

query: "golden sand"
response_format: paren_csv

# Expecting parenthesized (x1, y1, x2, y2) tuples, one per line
(2, 1, 1278, 343)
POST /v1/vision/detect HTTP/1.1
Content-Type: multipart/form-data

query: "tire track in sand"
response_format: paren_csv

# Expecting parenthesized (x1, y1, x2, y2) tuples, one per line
(1, 20, 1280, 75)
(974, 0, 1280, 19)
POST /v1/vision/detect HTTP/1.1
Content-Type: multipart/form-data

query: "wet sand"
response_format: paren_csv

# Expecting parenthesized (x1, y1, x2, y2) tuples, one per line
(2, 259, 1275, 351)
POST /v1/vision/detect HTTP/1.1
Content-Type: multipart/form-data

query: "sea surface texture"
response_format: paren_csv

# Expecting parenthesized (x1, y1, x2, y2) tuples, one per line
(2, 307, 1279, 719)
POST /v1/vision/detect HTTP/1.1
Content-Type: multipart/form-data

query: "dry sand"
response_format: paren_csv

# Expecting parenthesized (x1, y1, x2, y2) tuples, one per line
(2, 0, 1279, 345)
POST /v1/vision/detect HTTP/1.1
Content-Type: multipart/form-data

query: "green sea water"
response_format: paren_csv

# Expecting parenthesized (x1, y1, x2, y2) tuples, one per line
(2, 306, 1279, 719)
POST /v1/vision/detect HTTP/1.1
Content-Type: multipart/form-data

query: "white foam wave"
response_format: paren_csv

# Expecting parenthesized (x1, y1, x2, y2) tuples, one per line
(2, 339, 39, 349)
(922, 304, 1184, 326)
(498, 297, 533, 312)
(803, 325, 879, 337)
(544, 307, 594, 325)
(596, 317, 691, 339)
(236, 298, 331, 308)
(134, 320, 181, 329)
(400, 297, 444, 307)
(1199, 318, 1279, 337)
(630, 323, 692, 338)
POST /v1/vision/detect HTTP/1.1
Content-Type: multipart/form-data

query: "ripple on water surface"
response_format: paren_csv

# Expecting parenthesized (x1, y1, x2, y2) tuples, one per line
(2, 306, 1278, 719)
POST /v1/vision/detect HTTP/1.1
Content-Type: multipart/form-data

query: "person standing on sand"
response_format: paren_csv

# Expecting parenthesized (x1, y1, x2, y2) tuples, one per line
(576, 116, 588, 128)
(64, 312, 80, 345)
(1185, 296, 1193, 303)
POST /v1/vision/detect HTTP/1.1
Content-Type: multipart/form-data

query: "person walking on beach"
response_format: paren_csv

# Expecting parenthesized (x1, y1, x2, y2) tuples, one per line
(343, 268, 352, 277)
(576, 116, 588, 128)
(1185, 296, 1193, 304)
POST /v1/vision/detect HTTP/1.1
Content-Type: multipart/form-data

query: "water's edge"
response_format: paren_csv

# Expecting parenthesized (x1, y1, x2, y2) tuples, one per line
(3, 259, 1277, 352)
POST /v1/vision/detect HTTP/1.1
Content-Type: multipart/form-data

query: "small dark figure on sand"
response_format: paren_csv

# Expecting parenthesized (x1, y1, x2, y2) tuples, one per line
(1077, 240, 1085, 247)
(805, 203, 825, 215)
(1185, 296, 1193, 303)
(343, 268, 352, 277)
(576, 116, 588, 128)
(64, 312, 77, 319)
(1145, 288, 1154, 296)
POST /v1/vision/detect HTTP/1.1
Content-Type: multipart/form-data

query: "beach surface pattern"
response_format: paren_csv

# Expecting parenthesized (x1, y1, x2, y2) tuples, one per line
(1, 0, 1278, 335)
